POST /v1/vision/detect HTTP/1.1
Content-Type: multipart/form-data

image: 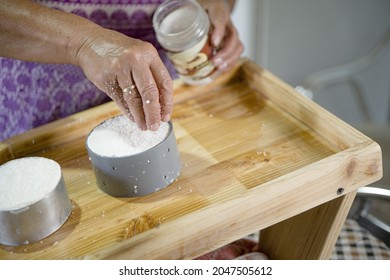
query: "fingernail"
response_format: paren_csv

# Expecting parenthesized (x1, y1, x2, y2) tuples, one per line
(212, 35, 222, 48)
(213, 57, 223, 66)
(162, 114, 170, 122)
(219, 62, 229, 71)
(150, 123, 160, 131)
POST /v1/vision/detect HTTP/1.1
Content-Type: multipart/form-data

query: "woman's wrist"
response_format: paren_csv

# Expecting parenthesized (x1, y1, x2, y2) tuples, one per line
(197, 0, 235, 13)
(66, 24, 106, 67)
(223, 0, 236, 12)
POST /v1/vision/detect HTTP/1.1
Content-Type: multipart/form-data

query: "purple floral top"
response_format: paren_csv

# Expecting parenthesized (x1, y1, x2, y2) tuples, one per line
(0, 0, 175, 141)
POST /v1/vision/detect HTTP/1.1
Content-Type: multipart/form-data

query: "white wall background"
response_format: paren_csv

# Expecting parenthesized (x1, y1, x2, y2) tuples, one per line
(231, 0, 390, 126)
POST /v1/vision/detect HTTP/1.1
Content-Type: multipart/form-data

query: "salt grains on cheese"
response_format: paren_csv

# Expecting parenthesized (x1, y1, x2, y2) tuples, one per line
(0, 157, 62, 211)
(87, 115, 170, 157)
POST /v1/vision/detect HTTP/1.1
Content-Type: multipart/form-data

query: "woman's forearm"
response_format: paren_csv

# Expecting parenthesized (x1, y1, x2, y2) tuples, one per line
(0, 0, 175, 132)
(0, 0, 101, 65)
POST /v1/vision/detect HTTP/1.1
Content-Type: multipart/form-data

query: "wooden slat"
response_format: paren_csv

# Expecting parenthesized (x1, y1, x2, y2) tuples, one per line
(4, 102, 121, 159)
(0, 142, 13, 164)
(241, 60, 369, 150)
(260, 191, 357, 259)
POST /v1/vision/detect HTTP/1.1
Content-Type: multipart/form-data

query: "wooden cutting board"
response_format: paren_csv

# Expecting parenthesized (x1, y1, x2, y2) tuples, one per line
(0, 59, 382, 259)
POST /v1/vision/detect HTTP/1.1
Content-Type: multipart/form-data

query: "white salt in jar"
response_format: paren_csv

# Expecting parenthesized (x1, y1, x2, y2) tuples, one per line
(153, 0, 218, 85)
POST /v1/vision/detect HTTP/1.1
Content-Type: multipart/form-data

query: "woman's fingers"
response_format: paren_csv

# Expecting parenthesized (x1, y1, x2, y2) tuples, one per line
(105, 80, 135, 122)
(198, 0, 230, 48)
(127, 45, 173, 131)
(130, 65, 161, 131)
(199, 1, 244, 73)
(78, 31, 174, 131)
(213, 22, 244, 72)
(120, 81, 148, 131)
(149, 58, 173, 123)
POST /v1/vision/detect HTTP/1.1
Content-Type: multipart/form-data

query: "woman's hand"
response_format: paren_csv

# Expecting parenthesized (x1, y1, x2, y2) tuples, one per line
(0, 1, 173, 131)
(197, 0, 244, 72)
(75, 27, 173, 131)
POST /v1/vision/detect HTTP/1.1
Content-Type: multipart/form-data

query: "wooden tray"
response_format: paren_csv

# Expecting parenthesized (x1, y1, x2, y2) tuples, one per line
(0, 59, 382, 259)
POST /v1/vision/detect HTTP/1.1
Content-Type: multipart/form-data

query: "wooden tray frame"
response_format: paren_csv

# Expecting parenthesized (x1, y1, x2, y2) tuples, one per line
(0, 59, 382, 259)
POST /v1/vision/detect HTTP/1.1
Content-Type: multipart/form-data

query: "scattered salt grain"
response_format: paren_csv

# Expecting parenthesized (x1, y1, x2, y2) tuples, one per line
(87, 115, 170, 157)
(0, 157, 62, 211)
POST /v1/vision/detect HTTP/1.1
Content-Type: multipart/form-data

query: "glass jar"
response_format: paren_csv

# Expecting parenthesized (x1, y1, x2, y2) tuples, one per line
(153, 0, 218, 85)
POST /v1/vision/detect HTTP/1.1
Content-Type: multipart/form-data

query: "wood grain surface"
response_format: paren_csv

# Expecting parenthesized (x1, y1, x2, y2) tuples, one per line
(0, 59, 382, 259)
